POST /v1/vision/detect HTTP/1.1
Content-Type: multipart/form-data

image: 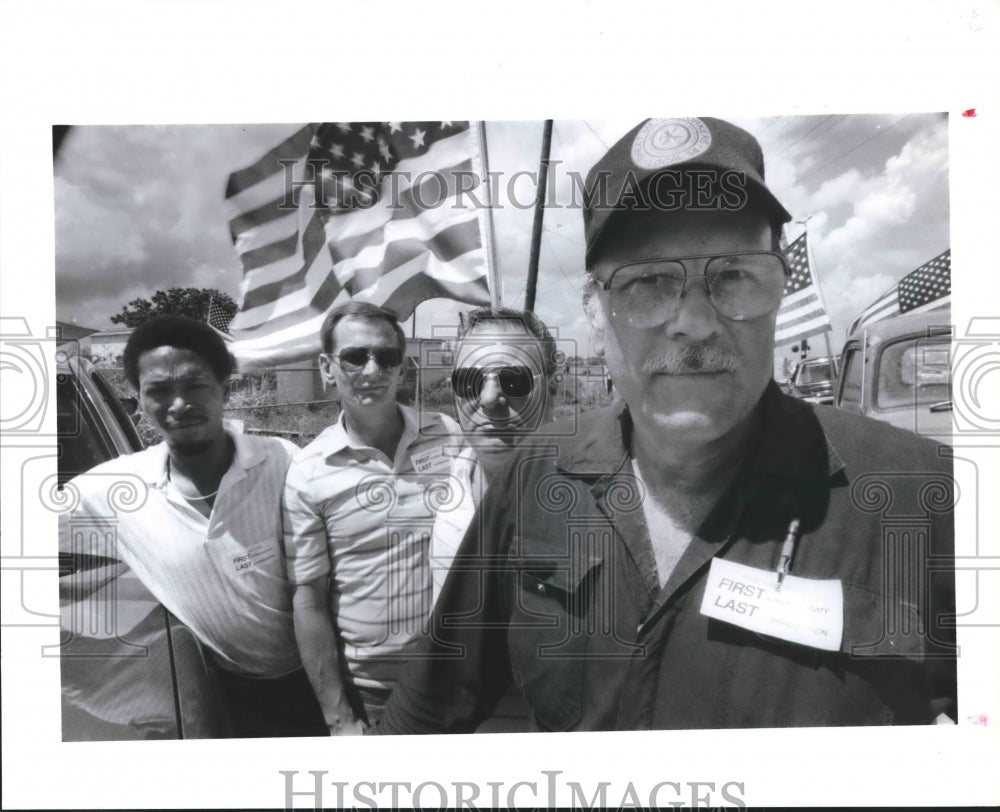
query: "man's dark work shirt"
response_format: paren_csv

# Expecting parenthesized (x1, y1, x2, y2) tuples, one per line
(379, 383, 956, 732)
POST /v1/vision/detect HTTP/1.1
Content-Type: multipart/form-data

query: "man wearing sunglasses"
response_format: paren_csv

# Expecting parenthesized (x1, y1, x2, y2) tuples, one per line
(450, 307, 557, 479)
(282, 302, 476, 734)
(428, 307, 557, 607)
(378, 117, 955, 733)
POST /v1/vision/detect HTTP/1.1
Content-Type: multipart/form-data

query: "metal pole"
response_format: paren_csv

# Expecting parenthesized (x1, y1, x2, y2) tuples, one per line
(524, 120, 553, 314)
(797, 215, 839, 376)
(475, 121, 502, 311)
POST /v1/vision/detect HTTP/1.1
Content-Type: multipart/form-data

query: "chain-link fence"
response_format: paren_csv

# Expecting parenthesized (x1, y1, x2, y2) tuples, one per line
(94, 361, 613, 449)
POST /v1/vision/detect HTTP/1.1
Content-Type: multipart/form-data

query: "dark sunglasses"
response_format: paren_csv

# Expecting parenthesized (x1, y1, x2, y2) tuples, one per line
(334, 345, 404, 371)
(451, 366, 536, 399)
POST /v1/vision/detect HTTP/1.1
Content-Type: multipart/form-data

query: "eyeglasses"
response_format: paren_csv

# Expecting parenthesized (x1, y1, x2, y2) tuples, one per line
(451, 366, 537, 399)
(599, 251, 789, 326)
(333, 345, 404, 372)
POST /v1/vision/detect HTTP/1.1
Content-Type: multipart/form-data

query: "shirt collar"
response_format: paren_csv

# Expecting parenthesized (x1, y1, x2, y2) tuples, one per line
(133, 421, 268, 488)
(556, 381, 845, 482)
(751, 381, 845, 481)
(319, 403, 425, 457)
(555, 398, 632, 476)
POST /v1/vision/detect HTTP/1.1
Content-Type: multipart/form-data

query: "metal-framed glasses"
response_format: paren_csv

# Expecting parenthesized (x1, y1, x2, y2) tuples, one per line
(333, 345, 404, 372)
(451, 365, 538, 399)
(599, 251, 789, 326)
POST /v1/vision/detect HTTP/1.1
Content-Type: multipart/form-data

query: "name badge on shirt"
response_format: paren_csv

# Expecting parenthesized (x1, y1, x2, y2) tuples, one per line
(699, 557, 844, 652)
(410, 444, 453, 476)
(229, 540, 277, 576)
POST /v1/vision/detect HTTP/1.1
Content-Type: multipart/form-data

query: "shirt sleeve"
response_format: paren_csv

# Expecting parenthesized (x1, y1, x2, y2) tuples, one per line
(281, 456, 332, 585)
(273, 437, 301, 461)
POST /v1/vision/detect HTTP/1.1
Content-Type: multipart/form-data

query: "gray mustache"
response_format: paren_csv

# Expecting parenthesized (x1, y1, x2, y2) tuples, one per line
(640, 346, 740, 375)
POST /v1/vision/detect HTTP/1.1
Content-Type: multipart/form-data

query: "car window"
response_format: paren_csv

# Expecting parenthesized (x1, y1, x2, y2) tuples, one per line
(87, 363, 142, 443)
(837, 346, 863, 412)
(57, 373, 116, 486)
(796, 363, 832, 386)
(875, 337, 951, 409)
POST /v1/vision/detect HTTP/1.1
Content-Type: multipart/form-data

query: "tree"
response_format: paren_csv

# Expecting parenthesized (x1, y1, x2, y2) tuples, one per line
(110, 287, 238, 328)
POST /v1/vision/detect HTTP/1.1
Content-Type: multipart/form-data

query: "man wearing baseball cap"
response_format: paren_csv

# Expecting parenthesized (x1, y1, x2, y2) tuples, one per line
(377, 118, 956, 731)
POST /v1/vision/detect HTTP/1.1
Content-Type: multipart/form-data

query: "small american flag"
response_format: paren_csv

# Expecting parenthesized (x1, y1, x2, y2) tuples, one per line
(206, 296, 234, 335)
(847, 249, 950, 335)
(775, 233, 832, 347)
(898, 250, 951, 313)
(225, 122, 491, 369)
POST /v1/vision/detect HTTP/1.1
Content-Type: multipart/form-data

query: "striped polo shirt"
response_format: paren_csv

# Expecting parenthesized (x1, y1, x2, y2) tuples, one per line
(282, 405, 475, 693)
(58, 427, 303, 678)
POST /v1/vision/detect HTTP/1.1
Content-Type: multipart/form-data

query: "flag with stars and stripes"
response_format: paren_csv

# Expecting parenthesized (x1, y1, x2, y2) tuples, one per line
(847, 249, 950, 336)
(205, 296, 234, 341)
(224, 121, 491, 369)
(774, 233, 832, 347)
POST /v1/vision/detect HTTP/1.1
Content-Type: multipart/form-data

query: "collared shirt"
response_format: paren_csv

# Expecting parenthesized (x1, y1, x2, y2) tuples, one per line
(282, 405, 476, 693)
(58, 427, 302, 678)
(429, 445, 484, 606)
(379, 382, 956, 732)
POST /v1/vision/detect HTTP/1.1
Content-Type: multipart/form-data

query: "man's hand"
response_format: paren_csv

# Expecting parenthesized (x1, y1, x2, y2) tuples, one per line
(293, 578, 366, 736)
(328, 716, 368, 736)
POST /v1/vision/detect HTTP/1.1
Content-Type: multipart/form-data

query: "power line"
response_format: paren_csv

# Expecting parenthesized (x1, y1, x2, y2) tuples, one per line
(552, 120, 567, 153)
(773, 115, 839, 158)
(796, 115, 912, 184)
(757, 116, 802, 152)
(777, 115, 850, 168)
(582, 120, 609, 151)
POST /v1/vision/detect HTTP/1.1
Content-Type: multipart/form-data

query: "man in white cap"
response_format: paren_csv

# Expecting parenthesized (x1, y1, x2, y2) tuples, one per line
(377, 118, 956, 731)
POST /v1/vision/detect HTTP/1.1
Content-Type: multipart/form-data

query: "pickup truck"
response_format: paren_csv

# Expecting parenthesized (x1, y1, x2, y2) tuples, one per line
(787, 356, 836, 405)
(834, 308, 952, 443)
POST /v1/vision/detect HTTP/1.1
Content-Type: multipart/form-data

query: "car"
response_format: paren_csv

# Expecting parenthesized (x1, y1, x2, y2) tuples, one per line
(787, 356, 836, 405)
(57, 352, 226, 740)
(834, 308, 952, 443)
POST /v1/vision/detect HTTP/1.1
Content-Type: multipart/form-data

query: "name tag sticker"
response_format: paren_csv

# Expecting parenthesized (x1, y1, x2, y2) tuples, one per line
(230, 540, 276, 576)
(410, 445, 453, 476)
(700, 557, 844, 652)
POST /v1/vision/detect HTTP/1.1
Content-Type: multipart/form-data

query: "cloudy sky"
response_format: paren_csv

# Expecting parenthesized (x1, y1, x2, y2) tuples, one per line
(55, 113, 949, 364)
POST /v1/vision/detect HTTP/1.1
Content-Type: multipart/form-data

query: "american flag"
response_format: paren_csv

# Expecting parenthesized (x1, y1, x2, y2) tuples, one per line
(775, 233, 832, 347)
(206, 296, 234, 339)
(847, 249, 950, 336)
(225, 121, 491, 369)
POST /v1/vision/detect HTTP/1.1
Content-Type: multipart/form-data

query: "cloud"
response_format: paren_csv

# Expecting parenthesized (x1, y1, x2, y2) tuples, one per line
(797, 116, 949, 340)
(53, 116, 950, 354)
(54, 124, 298, 329)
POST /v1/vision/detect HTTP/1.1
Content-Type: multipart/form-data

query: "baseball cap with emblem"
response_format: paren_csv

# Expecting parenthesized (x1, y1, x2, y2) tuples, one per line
(583, 117, 792, 266)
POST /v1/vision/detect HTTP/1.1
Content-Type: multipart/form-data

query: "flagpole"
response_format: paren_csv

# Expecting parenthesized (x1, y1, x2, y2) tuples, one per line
(797, 215, 838, 376)
(524, 120, 553, 314)
(475, 121, 502, 311)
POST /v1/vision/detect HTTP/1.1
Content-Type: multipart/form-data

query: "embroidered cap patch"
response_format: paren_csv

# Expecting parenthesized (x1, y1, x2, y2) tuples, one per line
(630, 118, 712, 170)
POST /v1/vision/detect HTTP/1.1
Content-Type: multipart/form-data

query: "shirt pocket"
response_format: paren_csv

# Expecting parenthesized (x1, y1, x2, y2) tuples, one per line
(507, 551, 602, 732)
(212, 536, 292, 610)
(837, 583, 941, 724)
(840, 581, 927, 658)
